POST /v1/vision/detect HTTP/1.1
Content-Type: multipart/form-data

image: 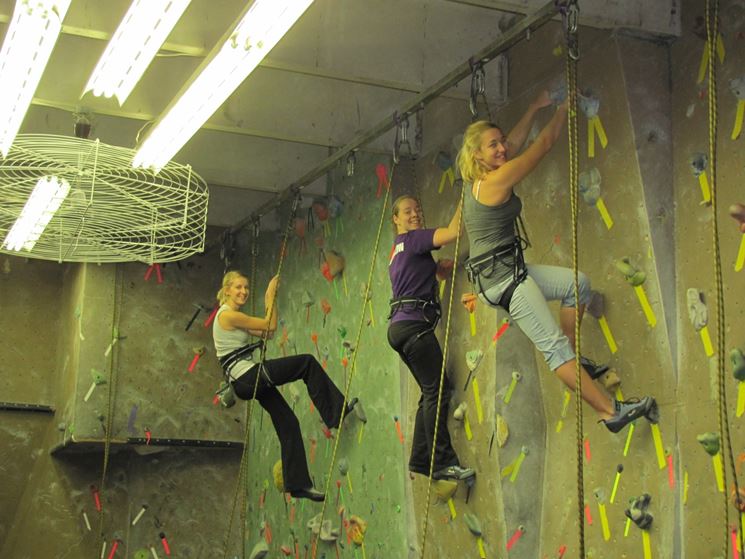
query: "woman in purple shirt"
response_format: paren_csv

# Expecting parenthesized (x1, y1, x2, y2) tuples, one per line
(387, 195, 475, 482)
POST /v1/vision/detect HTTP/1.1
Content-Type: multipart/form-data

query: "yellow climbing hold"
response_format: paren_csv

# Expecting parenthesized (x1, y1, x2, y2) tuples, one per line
(273, 460, 284, 492)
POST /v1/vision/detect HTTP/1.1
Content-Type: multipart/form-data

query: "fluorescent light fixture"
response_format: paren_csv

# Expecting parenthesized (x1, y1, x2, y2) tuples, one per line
(3, 176, 71, 251)
(0, 0, 71, 158)
(133, 0, 314, 171)
(83, 0, 192, 105)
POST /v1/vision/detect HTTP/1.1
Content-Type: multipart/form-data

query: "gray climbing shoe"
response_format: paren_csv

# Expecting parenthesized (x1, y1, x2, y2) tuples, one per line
(433, 465, 476, 481)
(602, 397, 657, 433)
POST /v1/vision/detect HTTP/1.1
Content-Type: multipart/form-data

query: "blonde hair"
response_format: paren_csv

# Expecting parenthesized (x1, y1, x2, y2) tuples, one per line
(456, 120, 501, 184)
(391, 194, 418, 234)
(217, 270, 247, 304)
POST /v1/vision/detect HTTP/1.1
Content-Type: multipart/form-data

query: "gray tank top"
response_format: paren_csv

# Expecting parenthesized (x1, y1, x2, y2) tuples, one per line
(464, 181, 522, 289)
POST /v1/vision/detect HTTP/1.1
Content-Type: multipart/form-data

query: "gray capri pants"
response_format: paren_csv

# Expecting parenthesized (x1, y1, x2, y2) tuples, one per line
(479, 264, 591, 370)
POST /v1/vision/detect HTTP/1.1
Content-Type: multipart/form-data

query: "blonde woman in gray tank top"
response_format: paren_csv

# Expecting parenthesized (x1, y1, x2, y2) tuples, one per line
(456, 91, 657, 434)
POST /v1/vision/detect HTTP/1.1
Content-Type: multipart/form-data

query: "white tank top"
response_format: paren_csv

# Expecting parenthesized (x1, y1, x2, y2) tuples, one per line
(212, 304, 255, 380)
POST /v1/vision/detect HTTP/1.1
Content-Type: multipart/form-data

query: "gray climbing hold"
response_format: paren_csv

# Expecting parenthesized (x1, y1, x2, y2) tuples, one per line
(697, 432, 720, 456)
(248, 541, 269, 559)
(578, 89, 600, 118)
(578, 167, 601, 206)
(338, 458, 349, 476)
(453, 402, 467, 421)
(686, 288, 708, 331)
(690, 153, 707, 176)
(466, 350, 483, 372)
(586, 291, 605, 319)
(464, 513, 483, 537)
(731, 76, 745, 100)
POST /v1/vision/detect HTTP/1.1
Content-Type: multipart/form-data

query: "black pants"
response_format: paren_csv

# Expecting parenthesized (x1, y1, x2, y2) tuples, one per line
(387, 320, 459, 473)
(232, 354, 346, 492)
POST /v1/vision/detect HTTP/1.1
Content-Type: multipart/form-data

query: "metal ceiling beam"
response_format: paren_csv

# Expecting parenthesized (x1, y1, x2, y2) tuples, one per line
(228, 0, 557, 233)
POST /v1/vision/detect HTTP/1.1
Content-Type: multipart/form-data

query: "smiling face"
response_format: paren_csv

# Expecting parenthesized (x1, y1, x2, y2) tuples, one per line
(475, 127, 509, 171)
(225, 275, 249, 310)
(392, 197, 422, 234)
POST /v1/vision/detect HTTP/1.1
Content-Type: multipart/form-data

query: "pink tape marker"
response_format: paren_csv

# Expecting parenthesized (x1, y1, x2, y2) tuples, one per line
(667, 454, 675, 488)
(159, 532, 171, 556)
(203, 304, 219, 327)
(107, 540, 120, 559)
(506, 526, 524, 551)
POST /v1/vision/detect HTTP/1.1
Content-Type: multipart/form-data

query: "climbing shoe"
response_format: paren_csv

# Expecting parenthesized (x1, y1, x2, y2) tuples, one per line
(580, 357, 609, 380)
(602, 397, 657, 433)
(432, 464, 476, 481)
(290, 487, 325, 502)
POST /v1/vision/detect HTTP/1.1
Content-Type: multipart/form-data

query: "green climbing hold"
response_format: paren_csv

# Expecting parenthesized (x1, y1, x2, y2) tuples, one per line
(464, 512, 483, 537)
(696, 432, 720, 456)
(91, 369, 107, 385)
(730, 348, 745, 382)
(134, 550, 150, 559)
(615, 257, 646, 286)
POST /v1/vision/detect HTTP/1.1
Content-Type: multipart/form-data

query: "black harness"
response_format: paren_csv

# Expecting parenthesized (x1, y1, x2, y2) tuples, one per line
(388, 281, 442, 353)
(218, 340, 273, 386)
(465, 227, 529, 312)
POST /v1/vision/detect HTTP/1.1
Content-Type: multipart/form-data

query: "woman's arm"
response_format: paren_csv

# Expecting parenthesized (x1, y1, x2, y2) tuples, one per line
(432, 201, 462, 247)
(222, 275, 279, 336)
(479, 101, 568, 204)
(504, 90, 552, 158)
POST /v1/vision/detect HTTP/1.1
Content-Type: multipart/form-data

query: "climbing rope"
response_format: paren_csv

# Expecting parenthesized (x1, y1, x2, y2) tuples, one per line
(419, 178, 465, 559)
(705, 1, 744, 556)
(222, 193, 301, 559)
(97, 264, 125, 542)
(310, 159, 396, 558)
(559, 0, 585, 556)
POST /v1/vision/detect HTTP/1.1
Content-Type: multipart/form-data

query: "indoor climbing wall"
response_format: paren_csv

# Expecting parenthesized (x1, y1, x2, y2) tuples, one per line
(236, 152, 409, 558)
(671, 0, 745, 557)
(1, 238, 256, 558)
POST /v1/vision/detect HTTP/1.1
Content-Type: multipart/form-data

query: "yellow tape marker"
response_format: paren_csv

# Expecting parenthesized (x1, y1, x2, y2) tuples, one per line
(697, 45, 709, 84)
(347, 474, 354, 494)
(504, 373, 520, 404)
(509, 450, 526, 483)
(361, 542, 367, 559)
(623, 423, 635, 457)
(610, 471, 622, 504)
(599, 503, 611, 541)
(438, 167, 455, 194)
(358, 423, 365, 444)
(698, 171, 711, 205)
(624, 517, 631, 537)
(464, 414, 473, 441)
(716, 33, 725, 62)
(616, 388, 624, 401)
(713, 453, 725, 492)
(598, 315, 618, 354)
(642, 530, 652, 559)
(634, 285, 657, 327)
(651, 424, 666, 469)
(736, 382, 745, 418)
(683, 470, 689, 504)
(448, 498, 457, 519)
(439, 279, 446, 300)
(594, 116, 608, 148)
(556, 390, 571, 432)
(735, 234, 745, 272)
(343, 274, 348, 297)
(732, 99, 745, 140)
(477, 537, 487, 559)
(596, 197, 614, 229)
(555, 419, 564, 433)
(501, 462, 514, 479)
(469, 312, 477, 337)
(699, 326, 714, 357)
(368, 300, 375, 327)
(473, 378, 484, 424)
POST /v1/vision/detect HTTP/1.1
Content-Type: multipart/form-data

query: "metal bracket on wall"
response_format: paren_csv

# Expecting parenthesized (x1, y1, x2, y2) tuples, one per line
(0, 401, 55, 413)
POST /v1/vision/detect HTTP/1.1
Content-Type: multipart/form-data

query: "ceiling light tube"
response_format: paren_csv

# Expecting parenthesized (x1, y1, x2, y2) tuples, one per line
(133, 0, 314, 171)
(3, 175, 71, 251)
(0, 0, 71, 158)
(83, 0, 193, 105)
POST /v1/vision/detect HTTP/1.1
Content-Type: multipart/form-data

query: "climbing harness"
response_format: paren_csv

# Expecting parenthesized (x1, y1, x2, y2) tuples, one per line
(705, 0, 745, 556)
(222, 192, 301, 559)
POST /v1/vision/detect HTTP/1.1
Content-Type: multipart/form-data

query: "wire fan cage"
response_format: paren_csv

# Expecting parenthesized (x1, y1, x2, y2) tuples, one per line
(0, 134, 208, 263)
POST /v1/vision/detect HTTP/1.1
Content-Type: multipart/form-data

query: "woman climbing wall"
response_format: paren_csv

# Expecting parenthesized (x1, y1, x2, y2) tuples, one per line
(213, 270, 362, 501)
(457, 90, 658, 433)
(387, 195, 476, 481)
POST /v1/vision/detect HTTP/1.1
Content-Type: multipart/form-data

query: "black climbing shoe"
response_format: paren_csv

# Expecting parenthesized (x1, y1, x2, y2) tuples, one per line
(290, 487, 325, 502)
(580, 357, 609, 380)
(432, 465, 476, 481)
(602, 397, 657, 433)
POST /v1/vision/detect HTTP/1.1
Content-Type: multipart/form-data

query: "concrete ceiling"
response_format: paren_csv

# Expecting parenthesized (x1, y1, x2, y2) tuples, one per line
(0, 0, 679, 228)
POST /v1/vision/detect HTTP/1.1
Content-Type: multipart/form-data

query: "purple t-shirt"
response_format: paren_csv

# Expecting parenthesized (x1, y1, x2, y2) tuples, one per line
(388, 228, 439, 323)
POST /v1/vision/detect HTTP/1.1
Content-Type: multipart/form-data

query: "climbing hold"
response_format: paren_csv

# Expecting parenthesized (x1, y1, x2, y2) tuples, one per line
(586, 291, 605, 319)
(347, 515, 367, 545)
(434, 480, 458, 501)
(338, 458, 349, 476)
(91, 369, 107, 385)
(308, 513, 339, 542)
(273, 460, 284, 492)
(279, 544, 292, 556)
(464, 512, 483, 537)
(496, 414, 510, 448)
(730, 348, 745, 382)
(435, 151, 453, 171)
(248, 540, 269, 559)
(466, 350, 483, 372)
(729, 203, 745, 233)
(599, 370, 621, 392)
(134, 550, 149, 559)
(686, 288, 708, 331)
(615, 257, 646, 286)
(453, 402, 468, 421)
(578, 167, 601, 206)
(697, 432, 720, 456)
(352, 399, 367, 423)
(690, 153, 707, 176)
(731, 486, 745, 512)
(548, 76, 567, 104)
(625, 493, 653, 530)
(322, 250, 345, 279)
